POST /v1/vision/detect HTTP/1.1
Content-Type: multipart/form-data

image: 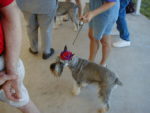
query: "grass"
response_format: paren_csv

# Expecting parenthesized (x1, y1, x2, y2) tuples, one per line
(133, 0, 150, 19)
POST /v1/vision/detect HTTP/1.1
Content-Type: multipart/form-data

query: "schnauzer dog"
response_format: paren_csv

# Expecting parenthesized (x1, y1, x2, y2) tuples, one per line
(50, 46, 122, 113)
(54, 1, 79, 31)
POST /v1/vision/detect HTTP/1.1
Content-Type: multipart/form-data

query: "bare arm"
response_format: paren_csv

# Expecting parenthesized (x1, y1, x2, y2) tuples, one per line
(0, 1, 22, 76)
(0, 1, 22, 101)
(91, 2, 115, 17)
(81, 2, 116, 23)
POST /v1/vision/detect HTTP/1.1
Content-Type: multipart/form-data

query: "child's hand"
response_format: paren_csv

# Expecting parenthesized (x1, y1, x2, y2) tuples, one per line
(80, 11, 94, 23)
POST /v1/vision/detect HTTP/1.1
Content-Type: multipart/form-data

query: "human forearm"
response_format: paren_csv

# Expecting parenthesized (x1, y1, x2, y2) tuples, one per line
(81, 1, 116, 23)
(1, 1, 22, 76)
(91, 2, 116, 17)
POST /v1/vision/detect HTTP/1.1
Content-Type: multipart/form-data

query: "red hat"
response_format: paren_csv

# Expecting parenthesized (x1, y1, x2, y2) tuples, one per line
(60, 51, 74, 60)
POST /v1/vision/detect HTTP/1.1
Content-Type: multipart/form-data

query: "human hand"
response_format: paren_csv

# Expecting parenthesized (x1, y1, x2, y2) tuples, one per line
(0, 71, 16, 86)
(80, 11, 95, 23)
(2, 78, 20, 101)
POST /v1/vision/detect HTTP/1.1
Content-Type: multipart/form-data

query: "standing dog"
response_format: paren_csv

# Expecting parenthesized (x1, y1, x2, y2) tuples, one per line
(54, 1, 79, 31)
(50, 46, 122, 113)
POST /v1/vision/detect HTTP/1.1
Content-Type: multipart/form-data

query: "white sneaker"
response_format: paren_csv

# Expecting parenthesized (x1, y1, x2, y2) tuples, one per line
(113, 39, 131, 48)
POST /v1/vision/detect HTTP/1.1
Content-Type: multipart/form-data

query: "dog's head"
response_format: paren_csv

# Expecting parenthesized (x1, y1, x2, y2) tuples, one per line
(50, 46, 74, 77)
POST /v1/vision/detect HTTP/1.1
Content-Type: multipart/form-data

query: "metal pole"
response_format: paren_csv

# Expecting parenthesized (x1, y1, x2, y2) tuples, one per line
(135, 0, 142, 15)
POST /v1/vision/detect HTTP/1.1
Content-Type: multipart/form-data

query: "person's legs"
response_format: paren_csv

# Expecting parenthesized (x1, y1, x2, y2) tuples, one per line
(65, 0, 82, 17)
(23, 12, 39, 52)
(38, 9, 56, 59)
(100, 35, 111, 66)
(88, 28, 99, 62)
(117, 0, 130, 41)
(75, 0, 82, 17)
(18, 100, 40, 113)
(113, 0, 131, 47)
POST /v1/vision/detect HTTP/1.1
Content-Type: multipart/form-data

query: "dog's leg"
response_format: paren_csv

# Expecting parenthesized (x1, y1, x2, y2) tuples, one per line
(53, 16, 60, 29)
(53, 16, 58, 29)
(98, 85, 113, 113)
(72, 81, 81, 96)
(81, 82, 88, 88)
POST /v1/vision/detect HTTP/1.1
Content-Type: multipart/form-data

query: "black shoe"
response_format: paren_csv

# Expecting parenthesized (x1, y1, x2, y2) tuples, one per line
(29, 48, 38, 55)
(42, 48, 54, 60)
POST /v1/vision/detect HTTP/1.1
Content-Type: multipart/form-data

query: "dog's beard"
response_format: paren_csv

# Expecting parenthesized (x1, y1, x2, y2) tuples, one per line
(50, 63, 64, 77)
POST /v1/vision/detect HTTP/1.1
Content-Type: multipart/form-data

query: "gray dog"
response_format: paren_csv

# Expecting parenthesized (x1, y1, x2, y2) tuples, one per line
(54, 1, 79, 31)
(50, 46, 122, 113)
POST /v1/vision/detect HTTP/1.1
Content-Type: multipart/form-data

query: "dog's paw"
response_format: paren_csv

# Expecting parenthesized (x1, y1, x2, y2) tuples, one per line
(98, 107, 108, 113)
(72, 88, 80, 96)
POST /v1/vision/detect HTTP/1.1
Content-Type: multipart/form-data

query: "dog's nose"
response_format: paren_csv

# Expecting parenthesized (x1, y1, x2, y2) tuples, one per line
(50, 63, 56, 70)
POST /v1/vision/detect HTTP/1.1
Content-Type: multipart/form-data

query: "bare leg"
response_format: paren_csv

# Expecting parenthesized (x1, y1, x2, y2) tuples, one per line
(88, 28, 99, 62)
(100, 35, 111, 66)
(75, 0, 82, 17)
(18, 100, 40, 113)
(66, 0, 82, 17)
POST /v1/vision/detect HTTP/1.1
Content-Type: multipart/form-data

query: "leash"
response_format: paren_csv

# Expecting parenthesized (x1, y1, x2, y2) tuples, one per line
(72, 21, 84, 45)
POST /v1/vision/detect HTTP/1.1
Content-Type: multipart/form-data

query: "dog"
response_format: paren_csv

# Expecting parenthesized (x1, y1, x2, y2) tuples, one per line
(54, 1, 79, 31)
(50, 46, 122, 113)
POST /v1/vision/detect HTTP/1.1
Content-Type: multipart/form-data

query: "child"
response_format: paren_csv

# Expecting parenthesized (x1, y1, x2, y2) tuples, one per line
(81, 0, 120, 66)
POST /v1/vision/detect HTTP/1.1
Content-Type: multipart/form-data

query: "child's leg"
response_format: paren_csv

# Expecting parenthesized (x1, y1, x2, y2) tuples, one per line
(88, 28, 99, 62)
(18, 100, 40, 113)
(100, 35, 112, 66)
(75, 0, 82, 17)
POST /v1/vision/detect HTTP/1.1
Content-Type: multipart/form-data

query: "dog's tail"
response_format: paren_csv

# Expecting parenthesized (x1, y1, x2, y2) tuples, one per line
(115, 78, 123, 86)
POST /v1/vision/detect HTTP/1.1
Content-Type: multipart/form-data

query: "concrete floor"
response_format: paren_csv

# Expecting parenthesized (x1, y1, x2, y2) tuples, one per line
(0, 13, 150, 113)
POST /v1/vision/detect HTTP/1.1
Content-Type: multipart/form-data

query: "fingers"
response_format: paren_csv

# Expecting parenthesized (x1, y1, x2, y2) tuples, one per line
(12, 80, 20, 99)
(7, 75, 17, 80)
(0, 74, 17, 85)
(80, 16, 88, 23)
(2, 80, 20, 101)
(0, 74, 6, 85)
(3, 81, 16, 101)
(80, 12, 91, 23)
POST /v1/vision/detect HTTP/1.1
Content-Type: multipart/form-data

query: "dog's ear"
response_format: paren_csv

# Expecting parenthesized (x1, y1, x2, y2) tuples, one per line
(64, 45, 67, 52)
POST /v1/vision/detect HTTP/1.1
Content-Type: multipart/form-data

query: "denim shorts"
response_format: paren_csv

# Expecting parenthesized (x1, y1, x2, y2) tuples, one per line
(89, 0, 120, 40)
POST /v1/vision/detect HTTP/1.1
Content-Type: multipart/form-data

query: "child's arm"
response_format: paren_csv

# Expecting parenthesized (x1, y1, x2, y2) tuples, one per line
(81, 1, 116, 23)
(92, 1, 116, 17)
